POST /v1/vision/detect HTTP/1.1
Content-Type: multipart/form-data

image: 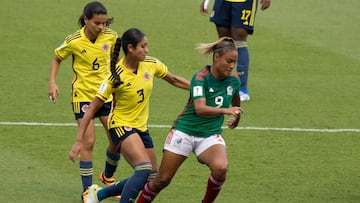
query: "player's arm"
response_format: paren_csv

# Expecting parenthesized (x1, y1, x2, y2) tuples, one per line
(193, 98, 242, 117)
(260, 0, 271, 10)
(227, 94, 243, 129)
(69, 97, 104, 162)
(48, 56, 62, 104)
(200, 0, 210, 15)
(162, 71, 190, 90)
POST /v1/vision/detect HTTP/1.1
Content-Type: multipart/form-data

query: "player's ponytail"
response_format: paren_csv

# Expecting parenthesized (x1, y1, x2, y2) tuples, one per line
(110, 37, 122, 88)
(110, 28, 145, 88)
(78, 14, 85, 27)
(195, 37, 236, 56)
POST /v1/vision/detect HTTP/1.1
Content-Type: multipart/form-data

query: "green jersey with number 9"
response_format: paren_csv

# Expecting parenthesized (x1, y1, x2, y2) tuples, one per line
(173, 66, 240, 137)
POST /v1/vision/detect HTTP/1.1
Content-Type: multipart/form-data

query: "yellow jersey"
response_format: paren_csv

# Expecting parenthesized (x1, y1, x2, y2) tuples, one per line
(96, 56, 168, 131)
(55, 26, 117, 102)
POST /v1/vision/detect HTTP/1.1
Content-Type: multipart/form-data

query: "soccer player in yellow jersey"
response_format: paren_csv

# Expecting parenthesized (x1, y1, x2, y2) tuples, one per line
(69, 28, 190, 203)
(200, 0, 270, 101)
(48, 1, 120, 202)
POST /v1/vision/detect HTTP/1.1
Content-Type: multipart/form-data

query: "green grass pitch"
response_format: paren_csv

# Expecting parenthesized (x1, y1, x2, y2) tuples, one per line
(0, 0, 359, 202)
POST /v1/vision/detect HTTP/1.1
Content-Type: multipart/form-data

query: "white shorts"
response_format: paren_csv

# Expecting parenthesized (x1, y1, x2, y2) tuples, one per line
(164, 129, 226, 157)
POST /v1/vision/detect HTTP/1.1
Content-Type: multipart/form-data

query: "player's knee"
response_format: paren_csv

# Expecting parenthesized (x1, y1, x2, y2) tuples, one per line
(82, 140, 95, 151)
(211, 163, 228, 178)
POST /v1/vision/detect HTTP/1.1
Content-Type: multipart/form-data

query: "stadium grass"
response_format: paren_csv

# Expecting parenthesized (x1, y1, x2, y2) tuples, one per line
(0, 0, 359, 202)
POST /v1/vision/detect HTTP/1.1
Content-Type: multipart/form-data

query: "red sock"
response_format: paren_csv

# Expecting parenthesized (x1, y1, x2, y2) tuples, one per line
(202, 174, 225, 203)
(137, 182, 158, 203)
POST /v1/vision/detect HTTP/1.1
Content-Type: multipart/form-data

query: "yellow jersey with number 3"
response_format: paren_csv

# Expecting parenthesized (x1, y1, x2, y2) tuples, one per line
(55, 26, 117, 102)
(96, 56, 168, 131)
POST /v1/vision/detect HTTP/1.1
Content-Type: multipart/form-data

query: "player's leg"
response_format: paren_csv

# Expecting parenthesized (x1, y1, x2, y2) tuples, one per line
(137, 150, 187, 203)
(94, 129, 160, 201)
(73, 102, 96, 202)
(98, 115, 121, 200)
(138, 130, 158, 181)
(116, 131, 152, 202)
(231, 0, 258, 101)
(196, 135, 228, 203)
(95, 128, 152, 202)
(98, 114, 121, 185)
(137, 129, 191, 203)
(77, 117, 96, 202)
(216, 26, 231, 38)
(210, 0, 232, 38)
(231, 27, 250, 101)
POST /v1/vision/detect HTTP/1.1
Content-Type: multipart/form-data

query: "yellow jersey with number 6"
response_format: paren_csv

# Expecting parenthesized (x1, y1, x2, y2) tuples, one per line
(55, 26, 117, 102)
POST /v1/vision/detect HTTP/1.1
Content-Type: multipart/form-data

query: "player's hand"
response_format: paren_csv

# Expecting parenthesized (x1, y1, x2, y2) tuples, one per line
(69, 142, 81, 163)
(227, 106, 243, 117)
(227, 106, 243, 128)
(227, 117, 239, 129)
(260, 0, 271, 10)
(48, 82, 59, 104)
(200, 0, 209, 15)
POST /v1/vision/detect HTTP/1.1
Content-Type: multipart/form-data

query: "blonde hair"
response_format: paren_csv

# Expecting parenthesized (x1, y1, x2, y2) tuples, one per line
(195, 37, 237, 56)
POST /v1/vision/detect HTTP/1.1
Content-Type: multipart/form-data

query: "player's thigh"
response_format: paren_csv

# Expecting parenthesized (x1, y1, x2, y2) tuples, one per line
(77, 118, 96, 145)
(120, 132, 150, 168)
(196, 135, 228, 167)
(157, 150, 187, 183)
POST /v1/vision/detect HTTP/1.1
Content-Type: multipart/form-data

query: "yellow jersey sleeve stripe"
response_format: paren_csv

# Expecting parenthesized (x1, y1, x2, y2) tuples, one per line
(143, 56, 157, 63)
(65, 31, 81, 43)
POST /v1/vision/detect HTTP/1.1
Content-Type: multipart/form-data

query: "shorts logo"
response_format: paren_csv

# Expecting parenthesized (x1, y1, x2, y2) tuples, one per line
(176, 138, 182, 144)
(82, 104, 90, 113)
(173, 138, 182, 148)
(124, 126, 132, 131)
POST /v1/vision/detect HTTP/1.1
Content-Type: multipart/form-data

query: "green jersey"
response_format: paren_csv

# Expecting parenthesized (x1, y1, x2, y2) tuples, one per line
(173, 66, 240, 137)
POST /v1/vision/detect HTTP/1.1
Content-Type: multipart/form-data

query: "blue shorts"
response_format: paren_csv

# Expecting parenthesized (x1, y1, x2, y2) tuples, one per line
(109, 127, 154, 152)
(72, 101, 111, 120)
(210, 0, 258, 34)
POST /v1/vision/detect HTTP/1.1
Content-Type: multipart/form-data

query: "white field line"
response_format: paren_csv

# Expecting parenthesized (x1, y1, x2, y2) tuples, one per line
(1, 121, 360, 133)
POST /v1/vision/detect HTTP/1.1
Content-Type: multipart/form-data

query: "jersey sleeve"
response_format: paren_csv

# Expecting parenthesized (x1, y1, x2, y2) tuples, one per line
(54, 40, 72, 61)
(190, 72, 206, 101)
(96, 79, 114, 102)
(153, 58, 168, 78)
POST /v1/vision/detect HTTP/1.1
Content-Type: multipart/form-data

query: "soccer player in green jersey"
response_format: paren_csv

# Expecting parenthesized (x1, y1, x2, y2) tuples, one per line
(200, 0, 271, 101)
(137, 37, 244, 203)
(48, 1, 120, 202)
(69, 28, 189, 203)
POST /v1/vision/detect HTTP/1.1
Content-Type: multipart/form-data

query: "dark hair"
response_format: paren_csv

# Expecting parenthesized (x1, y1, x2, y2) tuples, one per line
(120, 28, 146, 55)
(110, 28, 146, 88)
(78, 1, 113, 27)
